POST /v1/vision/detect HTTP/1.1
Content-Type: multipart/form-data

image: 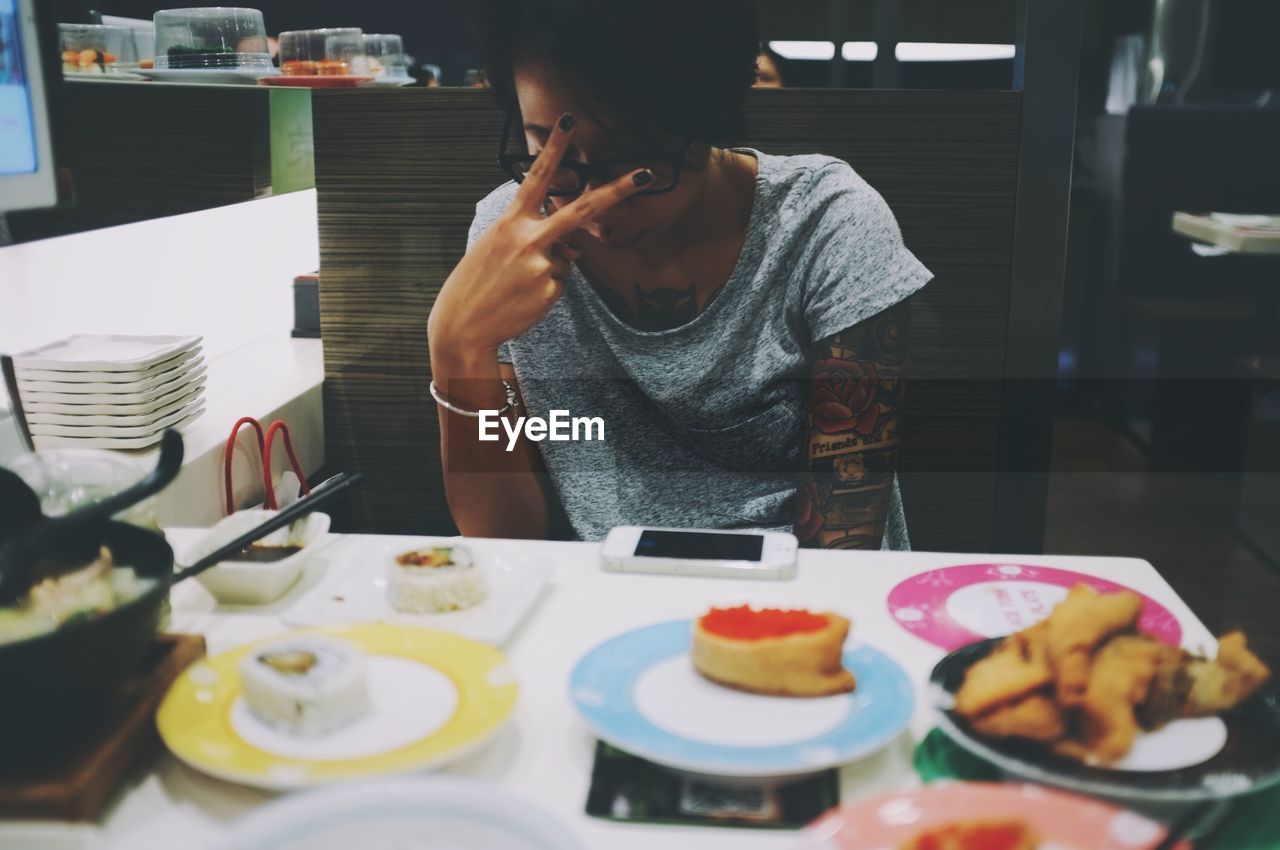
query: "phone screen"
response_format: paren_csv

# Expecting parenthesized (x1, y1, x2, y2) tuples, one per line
(634, 530, 764, 561)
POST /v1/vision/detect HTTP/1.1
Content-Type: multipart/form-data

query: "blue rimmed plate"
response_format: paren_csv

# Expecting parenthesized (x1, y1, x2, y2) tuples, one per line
(569, 619, 914, 780)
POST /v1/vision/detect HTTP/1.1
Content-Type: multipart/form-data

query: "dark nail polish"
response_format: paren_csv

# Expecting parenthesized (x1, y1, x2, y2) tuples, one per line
(633, 169, 653, 187)
(558, 113, 575, 131)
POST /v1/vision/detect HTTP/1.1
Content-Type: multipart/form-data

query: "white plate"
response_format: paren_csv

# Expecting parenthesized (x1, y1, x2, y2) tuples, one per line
(282, 540, 553, 646)
(365, 75, 415, 87)
(18, 373, 205, 406)
(65, 72, 147, 82)
(211, 777, 582, 850)
(25, 390, 204, 427)
(32, 407, 204, 449)
(30, 399, 203, 437)
(13, 334, 202, 372)
(23, 382, 204, 417)
(141, 67, 279, 85)
(17, 347, 202, 384)
(18, 360, 206, 396)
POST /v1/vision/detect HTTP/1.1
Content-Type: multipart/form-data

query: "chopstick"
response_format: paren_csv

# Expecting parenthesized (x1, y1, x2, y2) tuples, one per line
(1, 355, 35, 453)
(1151, 799, 1232, 850)
(173, 471, 363, 584)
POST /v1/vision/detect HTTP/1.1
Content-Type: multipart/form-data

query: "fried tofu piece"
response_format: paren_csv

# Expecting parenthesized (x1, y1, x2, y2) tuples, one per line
(1183, 631, 1272, 716)
(1142, 631, 1272, 729)
(1076, 635, 1171, 764)
(953, 627, 1053, 718)
(969, 694, 1066, 744)
(1044, 585, 1142, 705)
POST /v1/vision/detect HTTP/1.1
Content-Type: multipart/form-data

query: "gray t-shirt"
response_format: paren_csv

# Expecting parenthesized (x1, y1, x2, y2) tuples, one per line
(465, 150, 933, 547)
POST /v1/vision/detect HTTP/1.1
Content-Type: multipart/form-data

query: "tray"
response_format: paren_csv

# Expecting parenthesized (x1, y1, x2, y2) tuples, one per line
(0, 634, 206, 821)
(16, 347, 203, 385)
(18, 364, 207, 403)
(14, 334, 201, 372)
(32, 407, 205, 449)
(23, 382, 205, 417)
(30, 400, 204, 438)
(18, 357, 205, 394)
(24, 389, 202, 425)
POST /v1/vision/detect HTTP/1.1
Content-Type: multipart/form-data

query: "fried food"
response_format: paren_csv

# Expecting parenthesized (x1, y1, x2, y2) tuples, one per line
(1043, 585, 1142, 705)
(953, 627, 1052, 717)
(951, 585, 1271, 766)
(1186, 631, 1271, 714)
(691, 607, 857, 697)
(1074, 635, 1174, 764)
(1142, 631, 1272, 726)
(969, 694, 1065, 743)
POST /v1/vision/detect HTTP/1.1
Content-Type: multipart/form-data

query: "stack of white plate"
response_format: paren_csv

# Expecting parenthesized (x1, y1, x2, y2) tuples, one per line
(13, 334, 207, 450)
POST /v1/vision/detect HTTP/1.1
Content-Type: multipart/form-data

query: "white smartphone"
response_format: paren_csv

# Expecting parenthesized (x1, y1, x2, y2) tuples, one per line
(600, 526, 799, 580)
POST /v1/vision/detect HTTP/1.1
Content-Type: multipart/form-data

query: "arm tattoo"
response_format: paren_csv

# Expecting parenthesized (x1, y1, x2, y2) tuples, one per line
(795, 299, 911, 550)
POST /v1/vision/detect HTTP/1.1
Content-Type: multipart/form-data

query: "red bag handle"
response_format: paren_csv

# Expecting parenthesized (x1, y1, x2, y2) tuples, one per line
(223, 416, 311, 514)
(224, 417, 265, 516)
(263, 419, 312, 509)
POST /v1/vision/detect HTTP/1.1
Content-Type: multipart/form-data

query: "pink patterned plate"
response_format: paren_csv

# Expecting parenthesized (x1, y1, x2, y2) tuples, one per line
(799, 782, 1186, 850)
(886, 563, 1183, 651)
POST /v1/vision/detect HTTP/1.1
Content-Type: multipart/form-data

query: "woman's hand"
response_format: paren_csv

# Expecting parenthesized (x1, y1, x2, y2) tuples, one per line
(428, 113, 653, 359)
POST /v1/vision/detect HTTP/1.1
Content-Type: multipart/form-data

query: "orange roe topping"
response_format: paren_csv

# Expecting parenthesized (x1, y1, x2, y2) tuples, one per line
(699, 605, 828, 640)
(914, 821, 1032, 850)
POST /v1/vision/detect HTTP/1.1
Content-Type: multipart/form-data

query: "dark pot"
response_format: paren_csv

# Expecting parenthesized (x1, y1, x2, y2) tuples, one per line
(0, 521, 173, 747)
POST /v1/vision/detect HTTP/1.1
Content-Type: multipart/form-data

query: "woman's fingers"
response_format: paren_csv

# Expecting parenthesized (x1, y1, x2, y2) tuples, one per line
(551, 241, 583, 262)
(514, 112, 576, 213)
(548, 253, 573, 282)
(537, 169, 652, 244)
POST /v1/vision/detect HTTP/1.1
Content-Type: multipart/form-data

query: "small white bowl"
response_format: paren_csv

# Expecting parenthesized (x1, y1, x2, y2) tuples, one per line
(187, 510, 331, 604)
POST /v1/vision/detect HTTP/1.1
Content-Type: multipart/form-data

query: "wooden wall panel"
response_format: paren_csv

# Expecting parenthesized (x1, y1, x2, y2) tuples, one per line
(314, 88, 1022, 551)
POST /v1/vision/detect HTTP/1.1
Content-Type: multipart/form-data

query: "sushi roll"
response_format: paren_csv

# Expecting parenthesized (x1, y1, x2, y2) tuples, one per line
(385, 545, 488, 614)
(239, 636, 370, 736)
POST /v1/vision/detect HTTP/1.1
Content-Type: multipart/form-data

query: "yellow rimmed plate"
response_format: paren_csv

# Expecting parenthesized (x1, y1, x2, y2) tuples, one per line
(156, 623, 518, 789)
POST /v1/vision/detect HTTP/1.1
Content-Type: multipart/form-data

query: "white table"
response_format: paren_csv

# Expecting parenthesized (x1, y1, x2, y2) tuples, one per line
(5, 536, 1215, 850)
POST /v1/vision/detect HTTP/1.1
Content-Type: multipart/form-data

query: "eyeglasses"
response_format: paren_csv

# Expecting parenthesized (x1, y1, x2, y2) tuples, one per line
(496, 105, 694, 197)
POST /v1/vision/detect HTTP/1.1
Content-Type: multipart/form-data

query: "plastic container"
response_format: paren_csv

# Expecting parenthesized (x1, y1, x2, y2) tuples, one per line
(278, 28, 367, 77)
(362, 33, 411, 84)
(58, 23, 140, 75)
(153, 7, 273, 71)
(9, 448, 159, 531)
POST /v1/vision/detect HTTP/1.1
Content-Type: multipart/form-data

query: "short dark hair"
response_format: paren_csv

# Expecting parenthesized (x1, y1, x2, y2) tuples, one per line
(481, 0, 760, 145)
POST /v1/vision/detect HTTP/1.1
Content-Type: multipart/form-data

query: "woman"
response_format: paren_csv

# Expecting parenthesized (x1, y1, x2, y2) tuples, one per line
(428, 0, 932, 550)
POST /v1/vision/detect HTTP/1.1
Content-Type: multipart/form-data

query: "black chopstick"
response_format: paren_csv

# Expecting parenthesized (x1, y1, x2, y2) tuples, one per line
(1151, 799, 1232, 850)
(1, 355, 35, 453)
(173, 472, 363, 584)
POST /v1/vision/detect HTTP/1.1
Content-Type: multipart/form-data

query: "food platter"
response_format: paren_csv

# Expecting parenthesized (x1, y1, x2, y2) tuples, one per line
(569, 619, 914, 780)
(210, 777, 584, 850)
(931, 637, 1280, 802)
(156, 624, 518, 790)
(12, 334, 202, 373)
(798, 782, 1183, 850)
(281, 538, 552, 645)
